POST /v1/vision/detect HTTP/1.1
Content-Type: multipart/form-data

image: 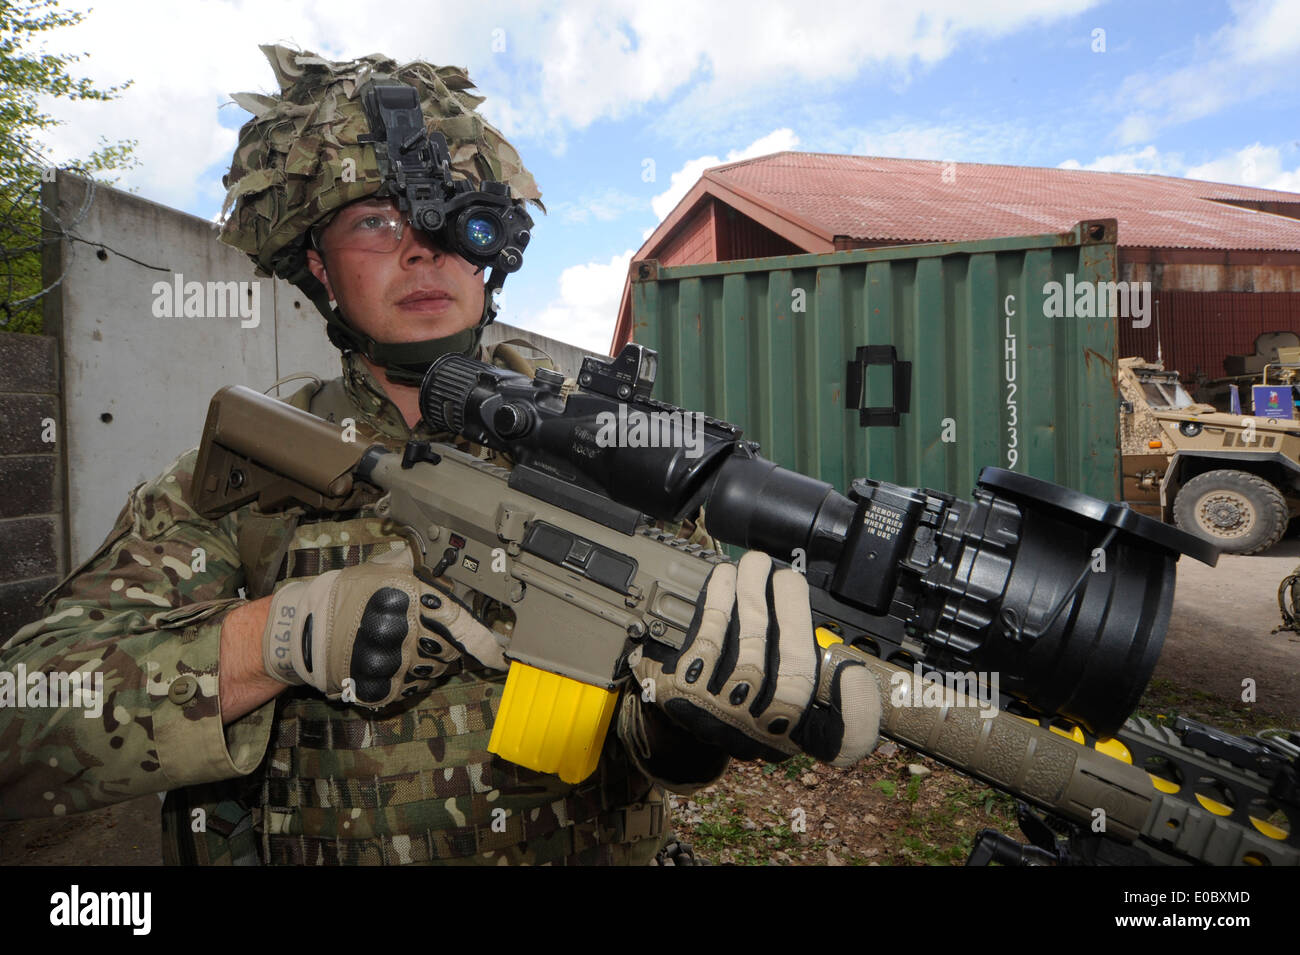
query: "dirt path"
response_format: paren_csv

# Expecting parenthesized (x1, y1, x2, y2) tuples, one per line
(1155, 538, 1300, 721)
(0, 793, 161, 865)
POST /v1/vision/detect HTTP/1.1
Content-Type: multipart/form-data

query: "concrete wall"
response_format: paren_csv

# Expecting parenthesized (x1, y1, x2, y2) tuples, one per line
(0, 332, 64, 637)
(43, 174, 603, 569)
(481, 323, 608, 378)
(44, 174, 342, 565)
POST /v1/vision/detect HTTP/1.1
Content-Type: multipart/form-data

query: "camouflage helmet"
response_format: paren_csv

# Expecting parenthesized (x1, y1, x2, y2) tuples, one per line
(219, 44, 543, 379)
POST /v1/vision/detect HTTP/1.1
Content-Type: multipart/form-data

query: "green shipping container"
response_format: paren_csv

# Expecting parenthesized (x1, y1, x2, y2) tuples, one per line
(629, 219, 1120, 501)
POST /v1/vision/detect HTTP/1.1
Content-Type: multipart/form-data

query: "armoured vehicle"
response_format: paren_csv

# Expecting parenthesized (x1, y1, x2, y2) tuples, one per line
(1119, 356, 1300, 554)
(1197, 330, 1300, 414)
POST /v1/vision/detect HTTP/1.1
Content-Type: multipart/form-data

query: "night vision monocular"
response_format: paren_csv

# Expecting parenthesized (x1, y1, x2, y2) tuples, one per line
(358, 81, 533, 274)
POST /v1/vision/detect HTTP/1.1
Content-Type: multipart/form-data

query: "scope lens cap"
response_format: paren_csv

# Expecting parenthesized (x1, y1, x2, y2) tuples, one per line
(976, 467, 1219, 566)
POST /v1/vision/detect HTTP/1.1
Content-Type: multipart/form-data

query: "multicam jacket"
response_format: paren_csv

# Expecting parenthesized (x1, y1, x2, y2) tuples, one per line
(0, 350, 721, 864)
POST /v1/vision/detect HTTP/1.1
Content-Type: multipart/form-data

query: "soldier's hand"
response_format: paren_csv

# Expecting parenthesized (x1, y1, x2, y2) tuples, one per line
(261, 545, 507, 708)
(633, 550, 880, 767)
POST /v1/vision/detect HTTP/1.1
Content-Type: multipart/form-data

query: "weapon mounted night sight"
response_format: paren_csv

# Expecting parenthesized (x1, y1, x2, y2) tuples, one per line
(420, 344, 1217, 738)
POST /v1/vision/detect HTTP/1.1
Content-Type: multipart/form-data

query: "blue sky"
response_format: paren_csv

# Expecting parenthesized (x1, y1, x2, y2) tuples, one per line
(30, 0, 1300, 353)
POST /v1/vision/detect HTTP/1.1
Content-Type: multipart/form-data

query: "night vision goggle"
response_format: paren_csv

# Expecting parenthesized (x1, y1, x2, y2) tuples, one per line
(358, 80, 533, 274)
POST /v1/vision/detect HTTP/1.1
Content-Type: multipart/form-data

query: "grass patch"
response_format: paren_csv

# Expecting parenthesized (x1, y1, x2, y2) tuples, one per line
(1135, 677, 1291, 735)
(888, 779, 1020, 866)
(671, 676, 1288, 865)
(782, 753, 815, 780)
(690, 799, 826, 864)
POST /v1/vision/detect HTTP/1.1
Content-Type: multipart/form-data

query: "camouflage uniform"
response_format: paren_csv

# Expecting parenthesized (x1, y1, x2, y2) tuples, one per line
(0, 350, 720, 864)
(1, 45, 728, 864)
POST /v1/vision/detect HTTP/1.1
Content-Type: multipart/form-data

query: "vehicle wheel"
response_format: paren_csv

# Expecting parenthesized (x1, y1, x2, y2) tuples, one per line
(1173, 469, 1289, 555)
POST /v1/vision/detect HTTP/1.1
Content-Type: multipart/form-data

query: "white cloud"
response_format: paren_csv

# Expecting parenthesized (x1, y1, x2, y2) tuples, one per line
(1114, 0, 1300, 143)
(1055, 145, 1184, 176)
(1057, 142, 1300, 193)
(651, 128, 800, 221)
(1115, 114, 1156, 147)
(532, 0, 1099, 133)
(28, 1, 512, 213)
(1223, 0, 1300, 64)
(1187, 144, 1300, 193)
(512, 250, 635, 354)
(26, 0, 1105, 215)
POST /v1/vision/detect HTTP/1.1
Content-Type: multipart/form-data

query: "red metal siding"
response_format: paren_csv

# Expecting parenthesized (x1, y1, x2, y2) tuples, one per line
(716, 206, 802, 260)
(658, 199, 716, 266)
(1117, 292, 1300, 385)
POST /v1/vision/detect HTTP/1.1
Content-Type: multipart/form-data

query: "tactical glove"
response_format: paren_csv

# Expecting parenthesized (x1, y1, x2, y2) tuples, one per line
(262, 545, 507, 708)
(633, 550, 880, 767)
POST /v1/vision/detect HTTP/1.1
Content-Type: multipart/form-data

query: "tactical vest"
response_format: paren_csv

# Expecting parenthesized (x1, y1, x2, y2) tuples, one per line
(161, 354, 667, 865)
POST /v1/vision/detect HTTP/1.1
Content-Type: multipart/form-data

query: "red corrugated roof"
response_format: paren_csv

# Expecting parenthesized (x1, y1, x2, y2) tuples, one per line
(705, 152, 1300, 251)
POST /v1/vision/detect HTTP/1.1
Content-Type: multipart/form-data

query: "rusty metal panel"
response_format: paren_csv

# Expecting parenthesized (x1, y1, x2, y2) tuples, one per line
(630, 221, 1121, 501)
(1117, 291, 1300, 383)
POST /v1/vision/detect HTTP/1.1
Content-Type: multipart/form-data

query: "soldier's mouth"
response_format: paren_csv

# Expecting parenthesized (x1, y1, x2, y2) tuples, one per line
(397, 290, 455, 313)
(397, 289, 454, 305)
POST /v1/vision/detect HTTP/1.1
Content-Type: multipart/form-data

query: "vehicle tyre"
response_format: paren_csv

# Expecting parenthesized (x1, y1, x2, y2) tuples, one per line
(1172, 469, 1289, 555)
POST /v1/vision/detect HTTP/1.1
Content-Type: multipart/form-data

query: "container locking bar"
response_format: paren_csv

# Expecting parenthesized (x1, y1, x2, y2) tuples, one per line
(846, 345, 912, 427)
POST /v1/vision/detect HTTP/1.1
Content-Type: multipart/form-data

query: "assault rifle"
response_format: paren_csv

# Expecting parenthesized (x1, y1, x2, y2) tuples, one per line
(190, 344, 1298, 866)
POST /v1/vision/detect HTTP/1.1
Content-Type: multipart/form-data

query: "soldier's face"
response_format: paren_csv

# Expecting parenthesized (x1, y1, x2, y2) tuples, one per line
(305, 197, 486, 345)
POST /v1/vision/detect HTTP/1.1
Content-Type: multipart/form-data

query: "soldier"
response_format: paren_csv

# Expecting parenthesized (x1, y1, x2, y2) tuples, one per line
(0, 45, 880, 865)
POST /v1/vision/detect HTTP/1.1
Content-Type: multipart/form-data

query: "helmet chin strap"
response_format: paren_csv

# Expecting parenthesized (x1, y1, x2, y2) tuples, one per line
(320, 267, 506, 386)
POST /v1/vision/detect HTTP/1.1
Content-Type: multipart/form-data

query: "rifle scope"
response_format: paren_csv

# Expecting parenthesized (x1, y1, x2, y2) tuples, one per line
(421, 345, 1217, 738)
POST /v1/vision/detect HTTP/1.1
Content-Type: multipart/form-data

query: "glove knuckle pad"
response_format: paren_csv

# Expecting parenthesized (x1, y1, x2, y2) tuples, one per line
(350, 585, 410, 702)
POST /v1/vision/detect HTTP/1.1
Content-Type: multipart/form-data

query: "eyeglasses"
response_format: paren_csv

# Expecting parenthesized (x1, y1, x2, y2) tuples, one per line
(316, 200, 414, 254)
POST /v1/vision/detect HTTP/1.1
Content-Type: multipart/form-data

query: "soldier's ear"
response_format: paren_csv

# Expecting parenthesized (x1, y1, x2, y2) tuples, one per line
(305, 249, 336, 303)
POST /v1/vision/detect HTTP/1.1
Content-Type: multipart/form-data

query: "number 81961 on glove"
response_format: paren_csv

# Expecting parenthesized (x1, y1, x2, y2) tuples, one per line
(632, 550, 881, 767)
(262, 546, 507, 708)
